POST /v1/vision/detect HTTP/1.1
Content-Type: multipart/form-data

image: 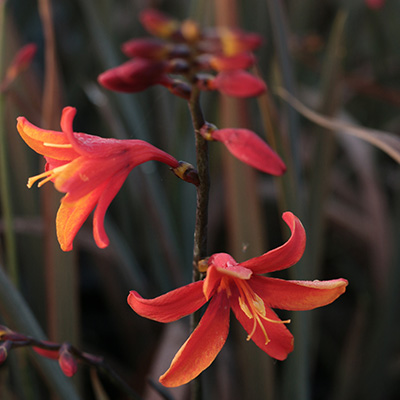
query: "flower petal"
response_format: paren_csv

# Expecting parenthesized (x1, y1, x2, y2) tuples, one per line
(211, 70, 266, 97)
(93, 171, 129, 248)
(211, 128, 286, 175)
(159, 291, 230, 387)
(240, 212, 306, 274)
(56, 184, 105, 251)
(230, 291, 294, 360)
(127, 281, 206, 323)
(16, 117, 78, 160)
(250, 276, 348, 311)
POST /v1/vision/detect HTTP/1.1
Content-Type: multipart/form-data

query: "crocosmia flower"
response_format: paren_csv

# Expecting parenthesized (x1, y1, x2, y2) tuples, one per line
(17, 106, 181, 251)
(128, 212, 348, 387)
(98, 8, 266, 99)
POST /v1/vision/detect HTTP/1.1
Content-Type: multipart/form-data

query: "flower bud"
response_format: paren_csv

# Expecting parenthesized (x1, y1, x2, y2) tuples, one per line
(140, 8, 180, 39)
(98, 58, 167, 93)
(59, 343, 78, 377)
(122, 38, 167, 59)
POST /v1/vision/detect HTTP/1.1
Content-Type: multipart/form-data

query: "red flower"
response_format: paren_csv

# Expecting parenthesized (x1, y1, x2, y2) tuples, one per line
(200, 124, 286, 175)
(128, 212, 348, 387)
(17, 107, 180, 251)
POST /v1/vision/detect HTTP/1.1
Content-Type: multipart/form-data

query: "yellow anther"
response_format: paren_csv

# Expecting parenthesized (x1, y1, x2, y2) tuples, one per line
(43, 142, 73, 148)
(27, 164, 67, 188)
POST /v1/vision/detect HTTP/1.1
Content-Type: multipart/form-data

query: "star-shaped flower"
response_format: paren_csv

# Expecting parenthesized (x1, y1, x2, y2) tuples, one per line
(128, 212, 348, 387)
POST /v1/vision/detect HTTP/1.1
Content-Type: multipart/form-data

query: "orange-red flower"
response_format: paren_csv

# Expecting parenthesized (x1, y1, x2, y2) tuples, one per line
(17, 106, 180, 251)
(128, 212, 348, 387)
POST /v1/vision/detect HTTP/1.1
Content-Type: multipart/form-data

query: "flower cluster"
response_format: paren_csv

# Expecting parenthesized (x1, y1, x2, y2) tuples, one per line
(98, 8, 266, 99)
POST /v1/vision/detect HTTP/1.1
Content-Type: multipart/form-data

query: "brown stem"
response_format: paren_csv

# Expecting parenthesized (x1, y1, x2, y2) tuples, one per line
(188, 88, 209, 400)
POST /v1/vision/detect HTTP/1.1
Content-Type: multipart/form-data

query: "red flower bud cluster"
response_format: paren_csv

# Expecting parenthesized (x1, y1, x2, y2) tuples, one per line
(98, 8, 266, 99)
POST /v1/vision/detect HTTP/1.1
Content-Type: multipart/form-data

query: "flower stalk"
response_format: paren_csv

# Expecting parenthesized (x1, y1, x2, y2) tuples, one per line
(188, 87, 209, 400)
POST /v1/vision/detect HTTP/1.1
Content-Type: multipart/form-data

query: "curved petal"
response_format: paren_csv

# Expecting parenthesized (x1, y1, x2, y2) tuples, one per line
(56, 184, 105, 251)
(93, 171, 129, 248)
(16, 117, 78, 160)
(250, 276, 348, 311)
(230, 290, 294, 360)
(127, 281, 206, 323)
(241, 212, 306, 274)
(211, 128, 286, 175)
(159, 291, 230, 387)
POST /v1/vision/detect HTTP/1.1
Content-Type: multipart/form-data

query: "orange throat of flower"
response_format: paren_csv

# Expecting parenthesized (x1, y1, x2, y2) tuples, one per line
(233, 279, 291, 345)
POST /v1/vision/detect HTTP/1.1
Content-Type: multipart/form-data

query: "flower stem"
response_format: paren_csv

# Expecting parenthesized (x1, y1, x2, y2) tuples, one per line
(188, 88, 209, 400)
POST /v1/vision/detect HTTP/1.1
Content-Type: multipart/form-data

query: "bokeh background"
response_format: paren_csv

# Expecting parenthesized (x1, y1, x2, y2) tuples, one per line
(1, 0, 400, 399)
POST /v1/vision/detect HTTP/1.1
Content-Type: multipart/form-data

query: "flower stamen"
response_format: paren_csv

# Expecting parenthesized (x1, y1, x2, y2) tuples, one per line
(43, 142, 73, 148)
(236, 281, 290, 345)
(27, 165, 68, 188)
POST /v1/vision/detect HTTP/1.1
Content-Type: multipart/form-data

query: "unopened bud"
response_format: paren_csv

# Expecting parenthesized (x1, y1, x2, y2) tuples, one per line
(171, 161, 199, 186)
(59, 343, 78, 377)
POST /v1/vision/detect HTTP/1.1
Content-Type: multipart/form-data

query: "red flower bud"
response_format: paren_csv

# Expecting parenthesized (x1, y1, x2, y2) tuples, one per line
(208, 128, 286, 175)
(140, 8, 179, 39)
(98, 58, 167, 93)
(59, 344, 78, 377)
(121, 38, 167, 59)
(210, 70, 266, 97)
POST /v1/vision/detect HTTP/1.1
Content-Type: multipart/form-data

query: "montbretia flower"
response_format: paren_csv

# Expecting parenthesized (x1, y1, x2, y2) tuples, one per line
(17, 106, 182, 251)
(199, 123, 286, 175)
(128, 212, 348, 387)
